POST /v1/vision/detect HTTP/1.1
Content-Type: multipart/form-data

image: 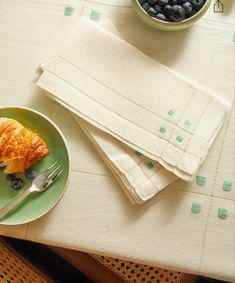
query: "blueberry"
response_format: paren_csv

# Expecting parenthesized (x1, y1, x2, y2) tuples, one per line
(142, 2, 151, 10)
(147, 7, 157, 16)
(189, 0, 204, 10)
(148, 0, 158, 5)
(11, 178, 24, 190)
(154, 4, 162, 13)
(170, 0, 180, 4)
(182, 2, 192, 14)
(25, 168, 37, 180)
(157, 0, 168, 6)
(6, 174, 15, 181)
(155, 13, 166, 20)
(138, 0, 147, 5)
(189, 8, 198, 17)
(162, 4, 171, 15)
(168, 5, 185, 21)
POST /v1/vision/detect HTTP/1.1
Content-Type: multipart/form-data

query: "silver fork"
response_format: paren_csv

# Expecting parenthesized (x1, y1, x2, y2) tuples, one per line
(0, 161, 63, 220)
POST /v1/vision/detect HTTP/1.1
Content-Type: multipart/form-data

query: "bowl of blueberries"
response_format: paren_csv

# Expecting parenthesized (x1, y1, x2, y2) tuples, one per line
(132, 0, 212, 31)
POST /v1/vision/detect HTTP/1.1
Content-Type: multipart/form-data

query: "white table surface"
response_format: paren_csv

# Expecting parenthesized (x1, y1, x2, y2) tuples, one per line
(0, 0, 234, 281)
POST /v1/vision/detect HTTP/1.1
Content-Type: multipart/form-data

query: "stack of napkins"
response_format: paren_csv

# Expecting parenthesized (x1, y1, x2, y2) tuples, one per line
(37, 17, 230, 204)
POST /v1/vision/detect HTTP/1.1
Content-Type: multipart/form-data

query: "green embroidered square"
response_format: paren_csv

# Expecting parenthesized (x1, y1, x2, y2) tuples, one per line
(218, 208, 228, 220)
(223, 180, 232, 191)
(159, 127, 166, 134)
(168, 109, 175, 116)
(176, 136, 183, 142)
(64, 7, 74, 16)
(233, 34, 235, 43)
(196, 176, 207, 186)
(191, 202, 201, 214)
(135, 151, 142, 157)
(90, 10, 100, 21)
(146, 162, 154, 169)
(184, 120, 191, 126)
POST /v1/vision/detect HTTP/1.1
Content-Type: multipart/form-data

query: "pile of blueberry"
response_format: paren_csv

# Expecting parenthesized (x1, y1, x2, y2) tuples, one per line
(138, 0, 206, 22)
(5, 168, 37, 190)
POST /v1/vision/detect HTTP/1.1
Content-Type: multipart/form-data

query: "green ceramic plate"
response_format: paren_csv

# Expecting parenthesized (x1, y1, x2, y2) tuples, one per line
(0, 107, 70, 225)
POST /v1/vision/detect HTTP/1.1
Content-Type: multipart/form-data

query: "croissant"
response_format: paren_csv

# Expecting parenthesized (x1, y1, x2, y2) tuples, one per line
(0, 117, 49, 174)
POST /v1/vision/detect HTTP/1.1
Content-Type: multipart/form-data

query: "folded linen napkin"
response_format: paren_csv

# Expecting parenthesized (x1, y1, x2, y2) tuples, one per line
(37, 17, 230, 203)
(40, 90, 177, 204)
(39, 20, 177, 204)
(77, 118, 178, 204)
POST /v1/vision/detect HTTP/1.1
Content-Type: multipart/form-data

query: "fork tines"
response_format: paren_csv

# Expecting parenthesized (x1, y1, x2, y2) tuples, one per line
(43, 161, 63, 182)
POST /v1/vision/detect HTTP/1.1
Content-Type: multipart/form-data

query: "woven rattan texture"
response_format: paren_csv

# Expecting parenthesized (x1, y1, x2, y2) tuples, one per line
(0, 241, 47, 283)
(91, 254, 183, 283)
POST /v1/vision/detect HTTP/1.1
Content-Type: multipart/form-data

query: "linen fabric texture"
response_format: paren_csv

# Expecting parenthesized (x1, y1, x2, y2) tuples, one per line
(0, 0, 234, 280)
(37, 18, 230, 203)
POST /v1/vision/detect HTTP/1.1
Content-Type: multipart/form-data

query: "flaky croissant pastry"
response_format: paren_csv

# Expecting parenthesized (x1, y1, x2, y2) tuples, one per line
(0, 117, 49, 174)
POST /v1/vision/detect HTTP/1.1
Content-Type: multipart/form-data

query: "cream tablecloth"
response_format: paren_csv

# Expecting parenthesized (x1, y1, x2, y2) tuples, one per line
(0, 0, 234, 281)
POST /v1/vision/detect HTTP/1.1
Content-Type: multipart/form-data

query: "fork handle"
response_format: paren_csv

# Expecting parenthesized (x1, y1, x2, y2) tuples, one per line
(0, 187, 35, 220)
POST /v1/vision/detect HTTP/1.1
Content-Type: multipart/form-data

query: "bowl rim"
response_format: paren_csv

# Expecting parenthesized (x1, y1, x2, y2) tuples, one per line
(132, 0, 212, 27)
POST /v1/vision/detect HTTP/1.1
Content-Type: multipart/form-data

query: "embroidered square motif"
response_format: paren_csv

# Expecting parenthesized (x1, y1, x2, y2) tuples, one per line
(191, 202, 201, 214)
(90, 10, 100, 21)
(218, 208, 228, 220)
(196, 176, 207, 186)
(159, 127, 166, 133)
(223, 180, 232, 191)
(146, 162, 154, 169)
(64, 7, 74, 16)
(168, 109, 175, 116)
(135, 151, 142, 156)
